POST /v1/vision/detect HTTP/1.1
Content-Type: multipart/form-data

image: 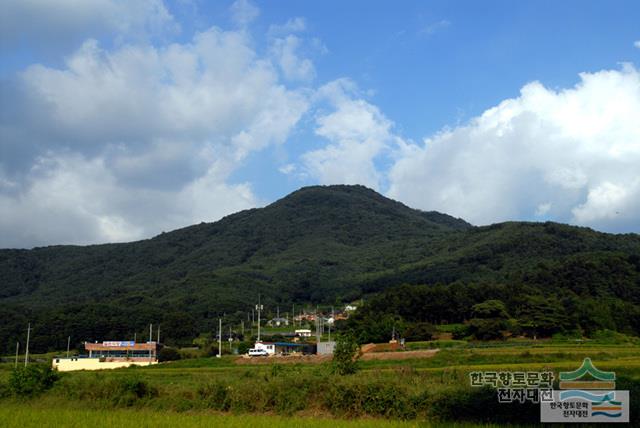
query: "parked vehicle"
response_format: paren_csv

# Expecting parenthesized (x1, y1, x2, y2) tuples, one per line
(248, 348, 269, 357)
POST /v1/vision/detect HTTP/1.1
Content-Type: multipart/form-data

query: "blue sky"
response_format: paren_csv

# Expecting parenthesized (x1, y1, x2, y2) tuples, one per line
(1, 0, 639, 247)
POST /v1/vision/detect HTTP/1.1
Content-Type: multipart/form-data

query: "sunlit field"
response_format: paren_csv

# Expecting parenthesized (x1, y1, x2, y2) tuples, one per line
(2, 338, 638, 426)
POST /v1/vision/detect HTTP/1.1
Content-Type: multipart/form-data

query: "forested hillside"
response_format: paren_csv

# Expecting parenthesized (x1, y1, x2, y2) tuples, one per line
(1, 185, 639, 352)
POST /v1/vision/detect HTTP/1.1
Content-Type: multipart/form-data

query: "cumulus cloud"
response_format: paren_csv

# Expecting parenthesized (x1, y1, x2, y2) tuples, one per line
(0, 153, 258, 248)
(267, 18, 318, 82)
(270, 35, 316, 81)
(278, 164, 296, 175)
(0, 16, 310, 247)
(635, 40, 640, 49)
(230, 0, 259, 27)
(387, 65, 640, 232)
(301, 79, 399, 190)
(0, 0, 177, 50)
(268, 17, 307, 37)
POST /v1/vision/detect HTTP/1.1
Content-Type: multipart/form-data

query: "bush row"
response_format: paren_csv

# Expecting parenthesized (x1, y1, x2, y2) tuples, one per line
(3, 366, 638, 424)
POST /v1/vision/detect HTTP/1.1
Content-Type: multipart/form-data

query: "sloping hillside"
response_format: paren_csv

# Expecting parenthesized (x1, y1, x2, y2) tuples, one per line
(1, 185, 639, 352)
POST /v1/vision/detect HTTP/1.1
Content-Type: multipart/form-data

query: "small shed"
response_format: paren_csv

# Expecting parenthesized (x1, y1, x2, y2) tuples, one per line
(317, 341, 336, 355)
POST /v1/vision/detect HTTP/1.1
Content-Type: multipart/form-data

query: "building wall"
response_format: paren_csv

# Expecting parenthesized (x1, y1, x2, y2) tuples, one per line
(317, 341, 336, 355)
(52, 358, 158, 372)
(254, 342, 276, 355)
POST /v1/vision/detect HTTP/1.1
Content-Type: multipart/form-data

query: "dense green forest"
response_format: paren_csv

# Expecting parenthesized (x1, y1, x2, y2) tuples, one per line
(1, 185, 639, 353)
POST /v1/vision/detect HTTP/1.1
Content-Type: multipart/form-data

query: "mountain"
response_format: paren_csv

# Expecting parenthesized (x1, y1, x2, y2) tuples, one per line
(1, 185, 639, 352)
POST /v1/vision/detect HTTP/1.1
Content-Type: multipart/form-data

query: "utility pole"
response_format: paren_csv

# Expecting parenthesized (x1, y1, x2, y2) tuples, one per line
(256, 295, 263, 342)
(149, 324, 153, 342)
(157, 324, 160, 343)
(15, 342, 19, 368)
(229, 326, 232, 352)
(24, 323, 31, 367)
(217, 318, 222, 358)
(66, 336, 71, 358)
(134, 332, 137, 344)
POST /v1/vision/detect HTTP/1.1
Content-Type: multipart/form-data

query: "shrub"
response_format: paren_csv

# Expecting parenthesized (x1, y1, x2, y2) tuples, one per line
(105, 376, 158, 407)
(266, 376, 313, 415)
(323, 381, 362, 416)
(236, 341, 251, 355)
(58, 373, 157, 407)
(0, 380, 10, 398)
(332, 333, 360, 375)
(197, 381, 230, 411)
(323, 379, 416, 419)
(8, 365, 59, 397)
(451, 324, 471, 340)
(361, 382, 416, 419)
(158, 347, 181, 362)
(616, 376, 639, 424)
(403, 322, 435, 341)
(429, 386, 538, 424)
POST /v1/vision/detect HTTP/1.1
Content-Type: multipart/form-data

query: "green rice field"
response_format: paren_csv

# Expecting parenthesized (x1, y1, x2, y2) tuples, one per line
(1, 339, 638, 427)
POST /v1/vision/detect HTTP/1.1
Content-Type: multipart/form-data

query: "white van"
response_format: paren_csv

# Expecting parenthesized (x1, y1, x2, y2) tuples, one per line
(248, 348, 269, 357)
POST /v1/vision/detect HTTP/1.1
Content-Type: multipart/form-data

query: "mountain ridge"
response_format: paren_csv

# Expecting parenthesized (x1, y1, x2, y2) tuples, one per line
(1, 184, 639, 352)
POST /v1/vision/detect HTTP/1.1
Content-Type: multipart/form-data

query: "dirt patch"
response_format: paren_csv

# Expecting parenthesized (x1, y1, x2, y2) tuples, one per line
(360, 343, 377, 353)
(360, 349, 439, 361)
(234, 349, 440, 364)
(235, 354, 332, 365)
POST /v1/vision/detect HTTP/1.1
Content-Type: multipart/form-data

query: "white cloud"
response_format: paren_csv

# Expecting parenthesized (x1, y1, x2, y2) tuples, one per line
(635, 40, 640, 49)
(0, 0, 177, 50)
(230, 0, 259, 27)
(387, 65, 640, 232)
(270, 35, 316, 81)
(535, 203, 551, 217)
(0, 21, 311, 247)
(572, 180, 640, 226)
(0, 154, 258, 247)
(17, 28, 308, 157)
(278, 164, 296, 175)
(301, 80, 399, 190)
(418, 19, 450, 36)
(268, 17, 307, 37)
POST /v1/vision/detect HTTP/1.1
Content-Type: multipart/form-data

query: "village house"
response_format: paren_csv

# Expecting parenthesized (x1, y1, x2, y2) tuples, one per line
(267, 316, 289, 327)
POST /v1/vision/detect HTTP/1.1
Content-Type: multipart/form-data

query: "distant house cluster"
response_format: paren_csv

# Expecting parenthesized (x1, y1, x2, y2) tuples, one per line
(267, 304, 356, 328)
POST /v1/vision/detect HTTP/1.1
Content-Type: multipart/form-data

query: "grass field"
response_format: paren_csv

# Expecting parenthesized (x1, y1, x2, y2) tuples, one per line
(1, 338, 639, 426)
(0, 404, 530, 428)
(0, 405, 417, 428)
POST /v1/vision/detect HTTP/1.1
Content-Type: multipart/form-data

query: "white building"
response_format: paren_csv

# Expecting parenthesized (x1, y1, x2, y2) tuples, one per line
(295, 329, 312, 337)
(253, 341, 276, 355)
(52, 341, 159, 372)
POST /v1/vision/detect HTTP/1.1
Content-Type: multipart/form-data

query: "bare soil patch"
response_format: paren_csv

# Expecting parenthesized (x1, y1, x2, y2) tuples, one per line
(234, 349, 440, 364)
(360, 349, 439, 361)
(235, 354, 332, 364)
